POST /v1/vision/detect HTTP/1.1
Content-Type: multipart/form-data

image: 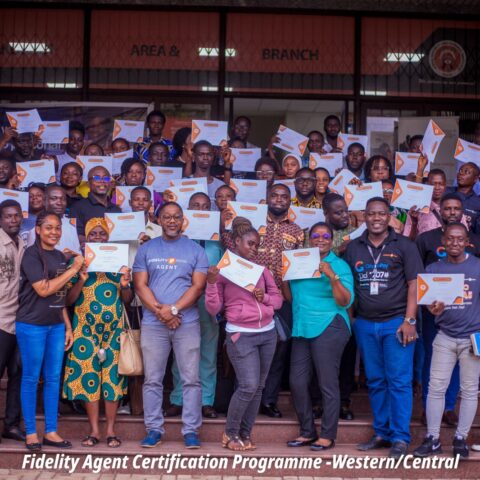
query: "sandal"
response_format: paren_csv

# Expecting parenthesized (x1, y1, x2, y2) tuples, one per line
(221, 432, 245, 451)
(81, 435, 100, 447)
(107, 436, 122, 448)
(240, 435, 257, 451)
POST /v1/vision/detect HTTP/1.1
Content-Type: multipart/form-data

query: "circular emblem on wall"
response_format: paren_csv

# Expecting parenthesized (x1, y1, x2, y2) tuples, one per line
(429, 40, 466, 78)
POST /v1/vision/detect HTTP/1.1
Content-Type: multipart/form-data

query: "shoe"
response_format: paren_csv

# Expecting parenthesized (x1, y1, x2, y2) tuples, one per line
(260, 403, 282, 418)
(184, 432, 201, 449)
(339, 405, 354, 421)
(310, 439, 335, 451)
(164, 404, 182, 417)
(117, 404, 131, 415)
(357, 435, 392, 451)
(389, 440, 408, 459)
(413, 435, 442, 457)
(312, 405, 323, 419)
(471, 444, 480, 452)
(453, 436, 469, 459)
(443, 410, 458, 426)
(141, 430, 162, 448)
(287, 437, 318, 447)
(25, 442, 42, 451)
(2, 426, 26, 442)
(421, 410, 427, 426)
(42, 438, 72, 449)
(202, 406, 218, 419)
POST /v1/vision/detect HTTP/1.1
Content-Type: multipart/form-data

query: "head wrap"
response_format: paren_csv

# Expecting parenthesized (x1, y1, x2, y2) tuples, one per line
(282, 153, 302, 167)
(85, 217, 109, 239)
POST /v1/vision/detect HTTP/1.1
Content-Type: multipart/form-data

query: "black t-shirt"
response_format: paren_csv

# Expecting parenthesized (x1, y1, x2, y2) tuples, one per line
(344, 228, 423, 322)
(416, 227, 480, 267)
(16, 246, 67, 326)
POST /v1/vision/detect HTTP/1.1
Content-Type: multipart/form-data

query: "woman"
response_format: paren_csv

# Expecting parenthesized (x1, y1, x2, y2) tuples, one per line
(63, 218, 132, 448)
(284, 222, 353, 451)
(20, 183, 46, 242)
(313, 167, 330, 207)
(364, 155, 393, 183)
(254, 157, 279, 189)
(205, 222, 282, 451)
(282, 154, 301, 179)
(60, 162, 84, 212)
(119, 157, 146, 186)
(16, 212, 84, 450)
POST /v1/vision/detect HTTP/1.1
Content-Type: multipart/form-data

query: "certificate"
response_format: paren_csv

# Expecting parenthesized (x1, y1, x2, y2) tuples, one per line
(337, 133, 368, 155)
(230, 148, 262, 172)
(420, 120, 445, 162)
(105, 211, 146, 241)
(182, 210, 220, 241)
(344, 182, 383, 211)
(111, 148, 134, 175)
(191, 120, 228, 146)
(309, 153, 343, 177)
(76, 155, 113, 180)
(230, 179, 267, 203)
(146, 166, 183, 192)
(112, 119, 144, 143)
(275, 179, 296, 197)
(16, 159, 56, 187)
(164, 185, 207, 209)
(6, 109, 42, 134)
(394, 152, 429, 177)
(85, 243, 129, 273)
(328, 169, 359, 195)
(217, 250, 264, 291)
(287, 206, 325, 230)
(282, 248, 321, 281)
(273, 125, 308, 156)
(417, 273, 464, 305)
(38, 121, 69, 144)
(390, 178, 434, 213)
(342, 223, 367, 242)
(0, 189, 29, 218)
(115, 186, 154, 212)
(169, 177, 208, 190)
(225, 201, 268, 234)
(454, 138, 480, 167)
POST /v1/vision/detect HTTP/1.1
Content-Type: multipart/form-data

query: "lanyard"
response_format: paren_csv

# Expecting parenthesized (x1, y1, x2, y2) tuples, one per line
(367, 244, 386, 272)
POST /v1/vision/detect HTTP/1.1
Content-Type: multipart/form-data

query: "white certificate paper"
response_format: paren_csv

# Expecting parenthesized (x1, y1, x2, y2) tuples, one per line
(85, 243, 129, 273)
(146, 166, 183, 192)
(0, 189, 29, 217)
(115, 186, 154, 212)
(111, 148, 134, 175)
(38, 121, 69, 144)
(6, 109, 42, 134)
(420, 120, 445, 162)
(16, 159, 56, 187)
(217, 250, 264, 291)
(417, 273, 464, 305)
(112, 119, 144, 143)
(76, 155, 113, 180)
(328, 169, 359, 195)
(309, 152, 343, 177)
(230, 179, 267, 203)
(169, 177, 209, 190)
(282, 248, 321, 281)
(342, 223, 367, 242)
(164, 185, 208, 210)
(344, 182, 383, 211)
(230, 148, 262, 172)
(191, 120, 228, 146)
(394, 152, 429, 176)
(105, 211, 146, 241)
(275, 179, 296, 197)
(337, 133, 368, 155)
(391, 179, 434, 213)
(225, 201, 268, 234)
(287, 206, 325, 230)
(273, 125, 309, 156)
(454, 138, 480, 167)
(182, 210, 220, 241)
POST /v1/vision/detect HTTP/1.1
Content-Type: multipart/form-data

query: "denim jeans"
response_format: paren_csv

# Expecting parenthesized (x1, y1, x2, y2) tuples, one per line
(141, 321, 201, 436)
(354, 316, 414, 444)
(225, 328, 276, 438)
(15, 322, 65, 435)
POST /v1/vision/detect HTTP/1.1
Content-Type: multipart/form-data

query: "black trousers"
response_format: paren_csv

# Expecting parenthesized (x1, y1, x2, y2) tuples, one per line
(290, 315, 350, 440)
(0, 329, 22, 430)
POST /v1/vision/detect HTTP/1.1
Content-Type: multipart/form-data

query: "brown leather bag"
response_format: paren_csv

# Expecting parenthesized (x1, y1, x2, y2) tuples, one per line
(118, 308, 143, 376)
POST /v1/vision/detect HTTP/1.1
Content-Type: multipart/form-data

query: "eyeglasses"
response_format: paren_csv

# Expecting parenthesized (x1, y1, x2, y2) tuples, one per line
(161, 214, 183, 222)
(383, 188, 394, 194)
(311, 232, 332, 240)
(295, 178, 316, 185)
(90, 175, 111, 183)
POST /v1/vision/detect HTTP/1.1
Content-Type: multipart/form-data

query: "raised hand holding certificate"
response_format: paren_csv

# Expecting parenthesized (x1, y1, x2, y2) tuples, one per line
(77, 156, 113, 180)
(105, 211, 146, 241)
(146, 166, 183, 191)
(391, 179, 433, 213)
(225, 201, 268, 234)
(16, 159, 56, 187)
(309, 153, 343, 177)
(39, 121, 69, 144)
(85, 243, 129, 273)
(344, 182, 383, 211)
(217, 250, 264, 291)
(454, 138, 480, 167)
(6, 109, 43, 134)
(112, 119, 145, 143)
(273, 125, 308, 156)
(420, 120, 445, 162)
(230, 179, 267, 203)
(417, 274, 464, 305)
(287, 206, 325, 230)
(182, 210, 220, 241)
(230, 148, 262, 172)
(394, 152, 428, 177)
(191, 120, 228, 146)
(282, 248, 321, 281)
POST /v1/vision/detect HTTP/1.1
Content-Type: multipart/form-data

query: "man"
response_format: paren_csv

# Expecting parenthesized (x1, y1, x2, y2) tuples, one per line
(0, 200, 26, 443)
(414, 223, 480, 459)
(291, 168, 321, 209)
(10, 133, 43, 163)
(135, 110, 174, 164)
(324, 115, 342, 152)
(407, 135, 423, 153)
(0, 158, 16, 188)
(255, 184, 304, 417)
(344, 197, 422, 458)
(55, 122, 85, 181)
(26, 185, 80, 253)
(230, 116, 256, 148)
(133, 202, 208, 449)
(453, 162, 480, 234)
(345, 143, 366, 180)
(69, 166, 121, 242)
(167, 192, 223, 419)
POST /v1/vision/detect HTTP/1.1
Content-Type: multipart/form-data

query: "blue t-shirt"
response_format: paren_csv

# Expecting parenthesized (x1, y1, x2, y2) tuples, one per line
(133, 235, 208, 325)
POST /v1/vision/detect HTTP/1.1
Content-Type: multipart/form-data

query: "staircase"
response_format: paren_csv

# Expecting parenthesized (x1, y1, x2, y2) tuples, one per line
(1, 380, 480, 478)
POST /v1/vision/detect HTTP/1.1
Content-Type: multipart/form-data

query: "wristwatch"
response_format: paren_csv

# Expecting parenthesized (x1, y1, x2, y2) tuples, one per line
(171, 305, 179, 316)
(404, 317, 416, 326)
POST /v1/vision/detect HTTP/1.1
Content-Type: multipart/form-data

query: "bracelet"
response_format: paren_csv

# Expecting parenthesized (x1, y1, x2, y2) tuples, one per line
(331, 274, 340, 281)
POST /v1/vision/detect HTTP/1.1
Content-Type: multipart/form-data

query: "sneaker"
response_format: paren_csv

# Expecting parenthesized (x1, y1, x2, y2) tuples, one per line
(413, 435, 442, 457)
(389, 440, 408, 459)
(184, 432, 201, 449)
(117, 404, 131, 415)
(453, 436, 469, 459)
(141, 430, 162, 448)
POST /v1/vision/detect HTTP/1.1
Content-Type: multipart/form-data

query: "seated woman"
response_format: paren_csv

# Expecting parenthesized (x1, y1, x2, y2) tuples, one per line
(63, 218, 133, 448)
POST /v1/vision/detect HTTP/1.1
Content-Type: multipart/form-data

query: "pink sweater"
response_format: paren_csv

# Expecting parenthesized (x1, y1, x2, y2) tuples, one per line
(205, 268, 283, 330)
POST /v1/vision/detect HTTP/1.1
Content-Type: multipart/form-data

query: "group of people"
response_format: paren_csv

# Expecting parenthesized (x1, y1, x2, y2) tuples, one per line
(0, 110, 480, 461)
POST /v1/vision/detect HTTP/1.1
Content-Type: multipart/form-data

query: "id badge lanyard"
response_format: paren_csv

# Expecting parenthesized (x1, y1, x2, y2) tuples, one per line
(367, 244, 386, 295)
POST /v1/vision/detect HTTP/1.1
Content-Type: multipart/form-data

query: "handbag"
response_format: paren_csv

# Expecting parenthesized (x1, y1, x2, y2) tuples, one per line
(274, 312, 292, 342)
(118, 307, 144, 376)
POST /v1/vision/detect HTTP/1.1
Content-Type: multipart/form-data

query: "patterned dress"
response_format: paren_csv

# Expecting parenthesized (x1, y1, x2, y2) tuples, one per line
(63, 272, 127, 402)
